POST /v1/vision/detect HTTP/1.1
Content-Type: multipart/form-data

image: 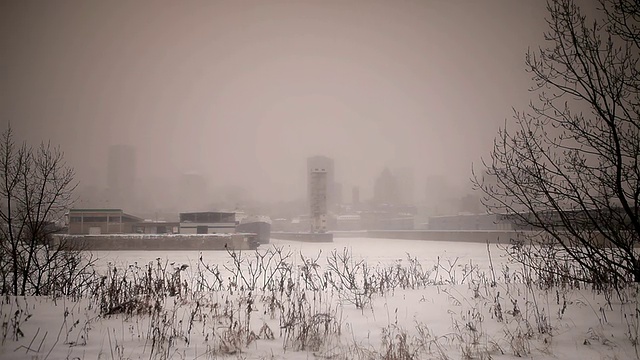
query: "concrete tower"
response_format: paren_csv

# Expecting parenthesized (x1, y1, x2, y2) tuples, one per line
(309, 168, 328, 233)
(307, 155, 335, 208)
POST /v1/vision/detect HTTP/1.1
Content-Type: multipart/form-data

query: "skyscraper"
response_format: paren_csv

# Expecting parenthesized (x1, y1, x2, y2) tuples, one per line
(307, 155, 336, 208)
(352, 186, 360, 206)
(308, 168, 328, 233)
(373, 168, 399, 205)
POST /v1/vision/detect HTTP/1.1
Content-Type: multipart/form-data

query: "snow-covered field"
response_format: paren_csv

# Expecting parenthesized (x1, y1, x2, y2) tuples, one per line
(1, 237, 637, 359)
(93, 237, 500, 273)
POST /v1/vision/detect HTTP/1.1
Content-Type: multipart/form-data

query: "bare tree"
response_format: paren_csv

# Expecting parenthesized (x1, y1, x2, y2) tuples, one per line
(0, 125, 92, 296)
(474, 0, 640, 286)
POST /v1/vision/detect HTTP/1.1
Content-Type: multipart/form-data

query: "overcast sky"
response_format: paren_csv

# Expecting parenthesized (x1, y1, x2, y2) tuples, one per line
(1, 1, 548, 202)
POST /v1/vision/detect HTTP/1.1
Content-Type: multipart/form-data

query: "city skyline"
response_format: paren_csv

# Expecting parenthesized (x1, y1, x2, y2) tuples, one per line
(77, 147, 468, 215)
(2, 0, 548, 205)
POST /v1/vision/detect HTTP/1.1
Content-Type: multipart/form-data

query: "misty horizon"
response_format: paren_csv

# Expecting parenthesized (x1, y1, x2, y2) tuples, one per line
(1, 1, 548, 209)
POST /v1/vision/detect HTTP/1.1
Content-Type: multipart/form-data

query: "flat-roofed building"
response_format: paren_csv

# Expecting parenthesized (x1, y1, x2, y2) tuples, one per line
(179, 211, 237, 234)
(132, 221, 180, 234)
(336, 214, 361, 231)
(427, 213, 513, 230)
(68, 209, 142, 235)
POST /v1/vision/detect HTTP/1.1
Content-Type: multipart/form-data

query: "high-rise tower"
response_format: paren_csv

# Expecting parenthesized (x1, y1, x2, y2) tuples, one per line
(309, 167, 328, 233)
(307, 155, 336, 208)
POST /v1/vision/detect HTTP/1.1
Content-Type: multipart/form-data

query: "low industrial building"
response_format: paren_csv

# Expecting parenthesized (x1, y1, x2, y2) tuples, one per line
(427, 213, 514, 230)
(132, 221, 180, 234)
(360, 211, 415, 230)
(336, 214, 362, 231)
(179, 211, 237, 234)
(67, 209, 143, 235)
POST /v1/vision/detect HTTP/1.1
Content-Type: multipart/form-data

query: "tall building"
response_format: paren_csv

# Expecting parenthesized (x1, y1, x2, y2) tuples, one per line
(307, 155, 337, 208)
(373, 168, 399, 205)
(309, 168, 328, 233)
(352, 186, 360, 206)
(107, 144, 136, 208)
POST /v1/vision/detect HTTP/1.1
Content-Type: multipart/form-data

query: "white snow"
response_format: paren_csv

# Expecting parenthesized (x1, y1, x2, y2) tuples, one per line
(1, 237, 637, 359)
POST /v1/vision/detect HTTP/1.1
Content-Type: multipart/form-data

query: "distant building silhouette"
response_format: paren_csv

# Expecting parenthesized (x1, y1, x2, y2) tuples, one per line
(373, 168, 399, 205)
(393, 167, 415, 205)
(352, 186, 360, 206)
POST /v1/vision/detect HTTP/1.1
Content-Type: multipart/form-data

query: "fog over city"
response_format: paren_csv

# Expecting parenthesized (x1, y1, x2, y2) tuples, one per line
(1, 1, 548, 212)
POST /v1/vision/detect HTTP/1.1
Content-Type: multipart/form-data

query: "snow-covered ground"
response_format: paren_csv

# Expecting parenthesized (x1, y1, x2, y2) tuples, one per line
(1, 238, 637, 359)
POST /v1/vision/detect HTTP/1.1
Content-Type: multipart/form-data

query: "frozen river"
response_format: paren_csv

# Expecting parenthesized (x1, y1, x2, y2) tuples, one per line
(91, 237, 514, 282)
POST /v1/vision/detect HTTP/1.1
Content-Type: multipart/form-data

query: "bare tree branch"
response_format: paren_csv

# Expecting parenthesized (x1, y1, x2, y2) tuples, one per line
(474, 0, 640, 285)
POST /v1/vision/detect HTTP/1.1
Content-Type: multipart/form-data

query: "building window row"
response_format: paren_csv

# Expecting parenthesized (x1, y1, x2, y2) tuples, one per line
(69, 216, 122, 223)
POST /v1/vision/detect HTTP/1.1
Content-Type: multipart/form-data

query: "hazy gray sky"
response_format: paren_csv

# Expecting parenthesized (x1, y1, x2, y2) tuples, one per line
(1, 1, 547, 202)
